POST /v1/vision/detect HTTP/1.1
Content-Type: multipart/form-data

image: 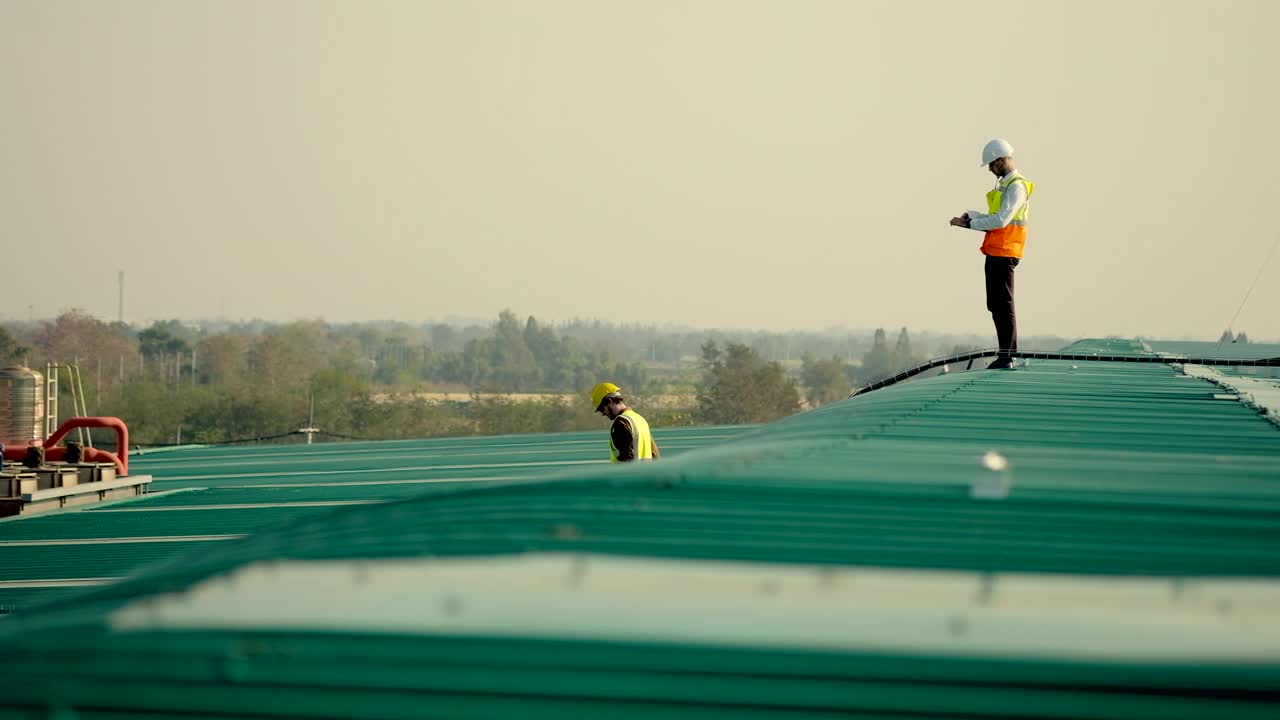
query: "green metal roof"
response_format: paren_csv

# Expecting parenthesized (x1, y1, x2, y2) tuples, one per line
(1144, 339, 1280, 360)
(0, 425, 747, 613)
(1, 339, 1278, 717)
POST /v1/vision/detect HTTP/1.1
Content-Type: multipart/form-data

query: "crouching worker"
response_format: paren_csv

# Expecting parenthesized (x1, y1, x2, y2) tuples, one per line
(591, 382, 659, 462)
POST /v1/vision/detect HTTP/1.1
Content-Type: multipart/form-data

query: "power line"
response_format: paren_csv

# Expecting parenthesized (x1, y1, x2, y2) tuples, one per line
(1218, 233, 1280, 348)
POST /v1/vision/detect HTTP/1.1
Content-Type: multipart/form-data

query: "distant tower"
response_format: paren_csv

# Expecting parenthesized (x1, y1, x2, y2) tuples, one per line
(117, 270, 125, 324)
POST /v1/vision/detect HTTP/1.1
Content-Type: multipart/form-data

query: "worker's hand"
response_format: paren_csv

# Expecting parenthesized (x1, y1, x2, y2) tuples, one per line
(949, 214, 971, 228)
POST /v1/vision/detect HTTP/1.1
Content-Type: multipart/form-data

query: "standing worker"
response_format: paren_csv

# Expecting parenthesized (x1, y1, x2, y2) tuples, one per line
(949, 138, 1035, 369)
(590, 382, 660, 462)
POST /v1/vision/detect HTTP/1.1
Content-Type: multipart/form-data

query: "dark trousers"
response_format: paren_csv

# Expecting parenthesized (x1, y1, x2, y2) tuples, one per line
(984, 256, 1019, 356)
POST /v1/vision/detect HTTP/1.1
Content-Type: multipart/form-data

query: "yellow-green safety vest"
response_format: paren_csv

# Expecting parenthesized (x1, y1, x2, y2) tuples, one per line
(609, 409, 654, 462)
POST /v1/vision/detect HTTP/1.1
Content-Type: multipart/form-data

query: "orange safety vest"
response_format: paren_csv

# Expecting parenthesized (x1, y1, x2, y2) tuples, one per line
(980, 173, 1034, 258)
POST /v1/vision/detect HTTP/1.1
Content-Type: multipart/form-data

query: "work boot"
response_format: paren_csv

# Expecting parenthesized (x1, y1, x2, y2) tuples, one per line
(986, 357, 1017, 370)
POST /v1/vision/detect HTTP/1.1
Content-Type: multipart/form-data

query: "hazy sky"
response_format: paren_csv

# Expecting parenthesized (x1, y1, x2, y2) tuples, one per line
(3, 0, 1278, 340)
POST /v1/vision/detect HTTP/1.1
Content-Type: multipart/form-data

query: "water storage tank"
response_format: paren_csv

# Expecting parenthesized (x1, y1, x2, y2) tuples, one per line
(0, 366, 45, 447)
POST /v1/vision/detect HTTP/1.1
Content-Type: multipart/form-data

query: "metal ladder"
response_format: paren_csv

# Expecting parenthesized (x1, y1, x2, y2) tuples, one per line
(44, 363, 91, 447)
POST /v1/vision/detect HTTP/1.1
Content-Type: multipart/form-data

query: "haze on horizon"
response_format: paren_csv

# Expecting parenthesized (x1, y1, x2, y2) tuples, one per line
(2, 0, 1278, 341)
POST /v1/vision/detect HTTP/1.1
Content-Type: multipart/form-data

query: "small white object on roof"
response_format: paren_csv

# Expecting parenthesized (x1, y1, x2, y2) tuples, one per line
(972, 451, 1012, 500)
(980, 451, 1009, 472)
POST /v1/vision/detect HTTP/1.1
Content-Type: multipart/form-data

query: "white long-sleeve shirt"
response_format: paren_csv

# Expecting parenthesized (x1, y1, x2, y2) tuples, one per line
(967, 172, 1028, 231)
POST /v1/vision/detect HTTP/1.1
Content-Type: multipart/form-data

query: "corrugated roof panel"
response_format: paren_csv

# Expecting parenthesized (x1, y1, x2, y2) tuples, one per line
(0, 541, 215, 580)
(1, 506, 347, 541)
(0, 426, 746, 615)
(1, 342, 1278, 717)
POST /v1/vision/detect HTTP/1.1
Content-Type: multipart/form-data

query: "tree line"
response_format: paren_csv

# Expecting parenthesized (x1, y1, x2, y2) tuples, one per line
(0, 311, 1054, 446)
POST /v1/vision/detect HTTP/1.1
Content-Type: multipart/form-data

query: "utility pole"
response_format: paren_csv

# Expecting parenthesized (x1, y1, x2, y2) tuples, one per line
(117, 270, 125, 325)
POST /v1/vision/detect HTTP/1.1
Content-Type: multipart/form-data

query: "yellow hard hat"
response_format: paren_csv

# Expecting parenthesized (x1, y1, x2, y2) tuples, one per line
(591, 382, 621, 410)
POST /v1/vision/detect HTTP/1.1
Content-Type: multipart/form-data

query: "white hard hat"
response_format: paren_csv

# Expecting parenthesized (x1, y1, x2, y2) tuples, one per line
(981, 138, 1014, 166)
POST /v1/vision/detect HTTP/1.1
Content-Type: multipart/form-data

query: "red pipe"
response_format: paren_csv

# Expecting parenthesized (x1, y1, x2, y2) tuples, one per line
(2, 416, 129, 477)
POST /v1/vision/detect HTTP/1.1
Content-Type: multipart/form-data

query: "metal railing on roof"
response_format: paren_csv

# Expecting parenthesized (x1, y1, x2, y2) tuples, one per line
(849, 349, 1280, 398)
